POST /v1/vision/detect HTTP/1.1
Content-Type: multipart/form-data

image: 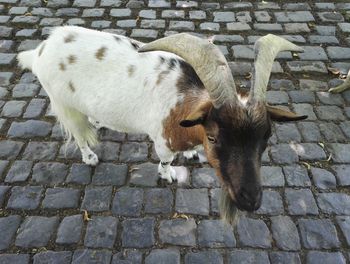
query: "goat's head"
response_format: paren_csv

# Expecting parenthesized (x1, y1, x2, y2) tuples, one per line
(139, 34, 307, 221)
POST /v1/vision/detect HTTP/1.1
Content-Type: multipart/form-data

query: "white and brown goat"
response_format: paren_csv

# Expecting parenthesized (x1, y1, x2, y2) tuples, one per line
(18, 26, 307, 221)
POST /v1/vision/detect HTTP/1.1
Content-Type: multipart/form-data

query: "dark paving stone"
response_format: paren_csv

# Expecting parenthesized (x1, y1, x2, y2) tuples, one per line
(270, 144, 298, 164)
(33, 251, 72, 264)
(15, 216, 59, 248)
(0, 185, 10, 207)
(192, 167, 220, 188)
(122, 218, 155, 248)
(311, 167, 337, 189)
(210, 188, 221, 214)
(81, 186, 112, 212)
(145, 249, 180, 264)
(112, 187, 143, 216)
(56, 215, 83, 244)
(332, 165, 350, 186)
(298, 122, 322, 142)
(175, 188, 209, 215)
(72, 249, 112, 264)
(130, 162, 158, 187)
(144, 188, 173, 214)
(66, 163, 92, 184)
(5, 160, 32, 182)
(32, 162, 68, 185)
(275, 123, 301, 142)
(319, 123, 346, 142)
(306, 251, 345, 264)
(292, 143, 327, 161)
(58, 142, 82, 160)
(93, 142, 120, 161)
(316, 106, 345, 121)
(261, 166, 285, 187)
(237, 217, 271, 248)
(228, 250, 270, 264)
(340, 121, 350, 139)
(336, 216, 350, 246)
(283, 165, 311, 187)
(298, 219, 340, 249)
(0, 254, 30, 264)
(198, 220, 236, 247)
(256, 190, 284, 215)
(42, 188, 80, 209)
(285, 188, 318, 215)
(0, 140, 24, 160)
(1, 100, 26, 117)
(119, 142, 148, 162)
(84, 216, 118, 249)
(328, 144, 350, 163)
(22, 141, 58, 160)
(8, 120, 52, 138)
(271, 216, 300, 250)
(185, 251, 223, 264)
(269, 252, 301, 264)
(112, 250, 142, 264)
(289, 90, 315, 103)
(317, 193, 350, 214)
(0, 215, 21, 250)
(92, 163, 127, 186)
(159, 218, 196, 246)
(99, 129, 126, 141)
(7, 186, 43, 210)
(287, 61, 327, 74)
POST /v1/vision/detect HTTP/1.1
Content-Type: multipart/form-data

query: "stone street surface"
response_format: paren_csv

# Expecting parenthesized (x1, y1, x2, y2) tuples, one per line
(0, 0, 350, 263)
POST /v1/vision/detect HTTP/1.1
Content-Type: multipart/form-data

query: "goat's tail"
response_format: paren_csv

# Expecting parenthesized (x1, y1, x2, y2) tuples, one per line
(17, 49, 36, 71)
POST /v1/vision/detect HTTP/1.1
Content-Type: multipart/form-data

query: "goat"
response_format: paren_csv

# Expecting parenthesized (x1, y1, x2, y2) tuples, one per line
(329, 69, 350, 93)
(17, 26, 307, 222)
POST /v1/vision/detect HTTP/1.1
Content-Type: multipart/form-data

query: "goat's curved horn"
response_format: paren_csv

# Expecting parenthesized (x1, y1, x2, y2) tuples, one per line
(249, 34, 303, 101)
(138, 33, 237, 108)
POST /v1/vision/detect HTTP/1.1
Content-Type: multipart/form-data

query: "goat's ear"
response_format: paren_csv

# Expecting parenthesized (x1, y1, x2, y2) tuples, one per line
(267, 105, 308, 122)
(180, 101, 213, 127)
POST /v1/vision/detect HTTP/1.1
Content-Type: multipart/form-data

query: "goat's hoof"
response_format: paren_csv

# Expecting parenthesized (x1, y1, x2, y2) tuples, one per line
(183, 150, 198, 160)
(83, 153, 99, 166)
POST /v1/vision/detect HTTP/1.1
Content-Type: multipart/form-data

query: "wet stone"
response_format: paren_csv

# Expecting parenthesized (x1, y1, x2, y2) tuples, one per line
(269, 252, 301, 264)
(112, 187, 143, 217)
(159, 218, 196, 246)
(311, 167, 337, 189)
(145, 249, 180, 264)
(130, 162, 158, 187)
(0, 255, 30, 264)
(271, 215, 300, 251)
(42, 188, 80, 209)
(192, 167, 220, 188)
(33, 251, 72, 264)
(56, 215, 83, 244)
(256, 190, 284, 215)
(283, 165, 310, 187)
(8, 120, 52, 138)
(185, 251, 223, 264)
(92, 163, 127, 186)
(22, 141, 58, 161)
(332, 165, 350, 186)
(0, 215, 21, 250)
(237, 217, 271, 248)
(32, 162, 68, 185)
(112, 250, 142, 264)
(5, 160, 32, 182)
(285, 188, 318, 215)
(317, 193, 350, 214)
(198, 220, 236, 247)
(7, 186, 43, 210)
(298, 219, 340, 249)
(144, 188, 173, 214)
(84, 216, 118, 249)
(119, 142, 148, 162)
(71, 250, 112, 264)
(261, 166, 285, 187)
(306, 251, 346, 264)
(229, 250, 270, 264)
(66, 163, 92, 185)
(176, 188, 209, 215)
(122, 218, 155, 248)
(15, 216, 59, 248)
(81, 186, 112, 212)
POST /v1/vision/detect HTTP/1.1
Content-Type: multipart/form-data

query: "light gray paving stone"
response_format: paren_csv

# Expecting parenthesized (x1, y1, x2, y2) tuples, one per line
(317, 193, 350, 214)
(0, 215, 21, 250)
(198, 220, 236, 247)
(306, 251, 345, 264)
(285, 188, 319, 215)
(33, 251, 72, 264)
(159, 218, 196, 246)
(229, 250, 270, 264)
(271, 216, 300, 250)
(237, 217, 271, 248)
(56, 215, 83, 244)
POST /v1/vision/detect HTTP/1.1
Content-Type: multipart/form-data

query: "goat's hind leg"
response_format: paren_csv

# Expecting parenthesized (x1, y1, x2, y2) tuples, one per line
(52, 102, 99, 166)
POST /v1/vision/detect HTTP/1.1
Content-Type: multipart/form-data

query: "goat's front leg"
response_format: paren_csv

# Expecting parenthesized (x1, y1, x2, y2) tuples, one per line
(79, 142, 99, 166)
(154, 142, 176, 183)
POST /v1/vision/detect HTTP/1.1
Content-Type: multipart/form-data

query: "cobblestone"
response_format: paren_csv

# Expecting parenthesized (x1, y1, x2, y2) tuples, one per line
(159, 218, 196, 246)
(84, 216, 118, 248)
(285, 188, 319, 215)
(56, 215, 83, 244)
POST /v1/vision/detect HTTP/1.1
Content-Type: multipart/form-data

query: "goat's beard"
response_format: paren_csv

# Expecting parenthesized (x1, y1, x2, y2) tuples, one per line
(219, 189, 242, 225)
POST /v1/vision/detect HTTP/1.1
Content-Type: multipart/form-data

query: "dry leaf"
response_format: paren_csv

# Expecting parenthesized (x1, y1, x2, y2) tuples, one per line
(318, 142, 325, 149)
(292, 52, 299, 58)
(245, 72, 252, 80)
(24, 12, 32, 16)
(83, 210, 91, 221)
(172, 212, 189, 220)
(327, 67, 340, 75)
(129, 167, 139, 173)
(326, 153, 332, 162)
(300, 161, 311, 170)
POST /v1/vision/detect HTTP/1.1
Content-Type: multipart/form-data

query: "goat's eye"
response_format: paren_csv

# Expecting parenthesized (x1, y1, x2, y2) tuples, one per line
(207, 136, 216, 144)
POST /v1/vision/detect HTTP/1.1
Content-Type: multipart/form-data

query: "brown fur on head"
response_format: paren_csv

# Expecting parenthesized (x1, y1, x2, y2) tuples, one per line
(180, 99, 307, 217)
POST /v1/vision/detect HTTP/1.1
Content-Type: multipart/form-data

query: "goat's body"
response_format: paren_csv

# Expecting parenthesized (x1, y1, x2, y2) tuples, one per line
(18, 26, 206, 180)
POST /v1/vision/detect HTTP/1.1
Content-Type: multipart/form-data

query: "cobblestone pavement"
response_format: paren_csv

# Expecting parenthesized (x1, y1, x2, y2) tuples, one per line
(0, 0, 350, 263)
